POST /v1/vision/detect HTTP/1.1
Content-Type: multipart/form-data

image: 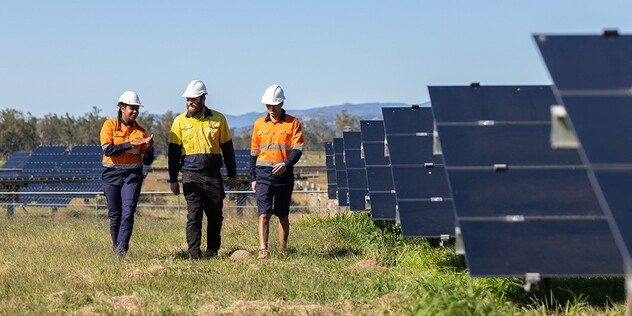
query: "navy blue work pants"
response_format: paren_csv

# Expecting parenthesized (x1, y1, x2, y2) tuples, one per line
(102, 173, 142, 255)
(182, 171, 225, 258)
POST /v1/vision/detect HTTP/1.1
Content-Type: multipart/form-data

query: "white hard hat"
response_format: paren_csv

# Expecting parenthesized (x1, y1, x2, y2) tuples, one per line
(261, 84, 285, 105)
(182, 80, 207, 98)
(118, 91, 142, 106)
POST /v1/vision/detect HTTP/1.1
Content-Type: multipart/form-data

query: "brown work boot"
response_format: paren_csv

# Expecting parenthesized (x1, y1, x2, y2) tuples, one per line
(257, 249, 269, 260)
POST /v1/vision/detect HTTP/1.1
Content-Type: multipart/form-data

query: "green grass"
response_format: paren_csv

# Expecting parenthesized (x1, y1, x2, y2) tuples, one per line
(0, 210, 626, 315)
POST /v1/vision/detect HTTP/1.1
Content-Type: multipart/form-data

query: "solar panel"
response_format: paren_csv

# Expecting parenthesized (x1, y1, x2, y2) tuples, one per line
(382, 106, 454, 237)
(343, 132, 367, 211)
(1, 146, 107, 206)
(535, 33, 632, 274)
(0, 152, 31, 179)
(429, 84, 623, 277)
(333, 138, 349, 206)
(61, 145, 103, 179)
(360, 120, 396, 220)
(324, 142, 337, 199)
(220, 149, 251, 178)
(69, 145, 102, 155)
(1, 152, 31, 169)
(34, 146, 67, 154)
(459, 219, 622, 277)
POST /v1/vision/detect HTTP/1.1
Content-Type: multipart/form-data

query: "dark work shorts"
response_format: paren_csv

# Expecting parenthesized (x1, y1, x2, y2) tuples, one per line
(255, 182, 293, 217)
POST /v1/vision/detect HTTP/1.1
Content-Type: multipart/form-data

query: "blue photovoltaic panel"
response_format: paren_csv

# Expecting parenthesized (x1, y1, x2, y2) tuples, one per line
(534, 35, 632, 91)
(386, 136, 441, 165)
(397, 200, 457, 237)
(382, 106, 454, 237)
(437, 125, 581, 167)
(365, 167, 393, 192)
(325, 142, 337, 200)
(60, 145, 102, 179)
(592, 171, 632, 249)
(536, 33, 632, 265)
(2, 152, 31, 169)
(391, 166, 450, 200)
(33, 146, 67, 154)
(360, 120, 396, 219)
(383, 107, 434, 135)
(343, 131, 367, 211)
(459, 220, 622, 277)
(447, 169, 601, 217)
(360, 120, 386, 142)
(69, 145, 102, 155)
(429, 84, 623, 277)
(333, 138, 349, 206)
(221, 149, 251, 176)
(0, 152, 31, 179)
(431, 85, 555, 123)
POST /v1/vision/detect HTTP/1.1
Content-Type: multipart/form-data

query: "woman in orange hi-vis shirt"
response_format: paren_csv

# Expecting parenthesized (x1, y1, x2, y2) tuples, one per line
(100, 91, 154, 260)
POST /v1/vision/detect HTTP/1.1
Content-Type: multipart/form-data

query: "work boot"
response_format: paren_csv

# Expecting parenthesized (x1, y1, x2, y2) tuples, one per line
(114, 245, 126, 261)
(205, 250, 218, 259)
(257, 249, 269, 260)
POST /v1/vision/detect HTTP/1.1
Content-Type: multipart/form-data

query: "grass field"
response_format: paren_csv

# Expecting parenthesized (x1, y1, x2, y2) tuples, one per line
(0, 208, 626, 315)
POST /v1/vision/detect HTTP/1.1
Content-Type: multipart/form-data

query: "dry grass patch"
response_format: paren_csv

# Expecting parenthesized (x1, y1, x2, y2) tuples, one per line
(65, 269, 95, 287)
(95, 292, 148, 315)
(197, 300, 349, 316)
(351, 256, 379, 270)
(230, 249, 252, 261)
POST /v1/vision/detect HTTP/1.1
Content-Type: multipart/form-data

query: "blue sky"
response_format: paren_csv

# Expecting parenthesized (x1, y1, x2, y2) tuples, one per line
(2, 1, 632, 118)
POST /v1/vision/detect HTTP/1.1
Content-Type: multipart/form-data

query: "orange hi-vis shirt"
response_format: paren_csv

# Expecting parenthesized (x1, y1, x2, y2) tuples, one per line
(100, 117, 150, 169)
(251, 111, 304, 168)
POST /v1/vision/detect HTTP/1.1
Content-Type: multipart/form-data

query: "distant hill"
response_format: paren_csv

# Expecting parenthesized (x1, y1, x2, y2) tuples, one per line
(225, 102, 430, 128)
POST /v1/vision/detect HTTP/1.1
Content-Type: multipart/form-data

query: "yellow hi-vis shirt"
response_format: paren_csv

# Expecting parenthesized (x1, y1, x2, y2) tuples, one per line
(168, 107, 233, 182)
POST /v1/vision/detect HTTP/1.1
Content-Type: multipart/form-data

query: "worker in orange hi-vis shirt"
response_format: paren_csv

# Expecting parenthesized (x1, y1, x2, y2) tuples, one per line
(249, 84, 304, 260)
(100, 91, 154, 260)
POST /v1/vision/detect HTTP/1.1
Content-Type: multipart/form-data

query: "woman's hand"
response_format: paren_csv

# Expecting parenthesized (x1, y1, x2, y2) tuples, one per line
(130, 135, 153, 147)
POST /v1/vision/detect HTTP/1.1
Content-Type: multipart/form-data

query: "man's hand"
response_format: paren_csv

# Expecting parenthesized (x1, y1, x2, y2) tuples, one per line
(170, 182, 180, 195)
(251, 181, 256, 192)
(226, 177, 237, 189)
(272, 162, 287, 175)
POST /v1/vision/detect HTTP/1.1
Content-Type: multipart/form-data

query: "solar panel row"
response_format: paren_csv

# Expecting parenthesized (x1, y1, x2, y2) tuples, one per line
(360, 120, 396, 220)
(429, 85, 622, 277)
(2, 145, 109, 206)
(535, 33, 632, 297)
(324, 32, 631, 283)
(382, 107, 454, 238)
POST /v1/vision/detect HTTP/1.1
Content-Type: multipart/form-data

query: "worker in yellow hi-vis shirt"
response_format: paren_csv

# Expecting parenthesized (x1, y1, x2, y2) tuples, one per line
(168, 79, 237, 260)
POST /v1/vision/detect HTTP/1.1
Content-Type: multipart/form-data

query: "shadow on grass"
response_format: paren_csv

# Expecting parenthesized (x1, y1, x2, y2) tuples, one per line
(501, 277, 625, 310)
(320, 247, 363, 259)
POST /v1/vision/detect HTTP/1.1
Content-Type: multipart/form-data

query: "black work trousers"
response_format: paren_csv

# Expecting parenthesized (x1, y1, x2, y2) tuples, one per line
(182, 170, 225, 258)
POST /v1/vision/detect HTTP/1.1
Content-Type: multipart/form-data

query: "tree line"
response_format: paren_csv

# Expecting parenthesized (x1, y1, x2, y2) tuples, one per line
(0, 107, 360, 160)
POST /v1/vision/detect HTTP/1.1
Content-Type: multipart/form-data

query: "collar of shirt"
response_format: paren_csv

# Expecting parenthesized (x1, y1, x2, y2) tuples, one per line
(118, 114, 135, 127)
(186, 106, 213, 119)
(265, 109, 286, 122)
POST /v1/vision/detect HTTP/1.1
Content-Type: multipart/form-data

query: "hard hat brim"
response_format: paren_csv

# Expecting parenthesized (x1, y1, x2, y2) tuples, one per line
(118, 102, 143, 107)
(261, 98, 285, 105)
(182, 92, 207, 98)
